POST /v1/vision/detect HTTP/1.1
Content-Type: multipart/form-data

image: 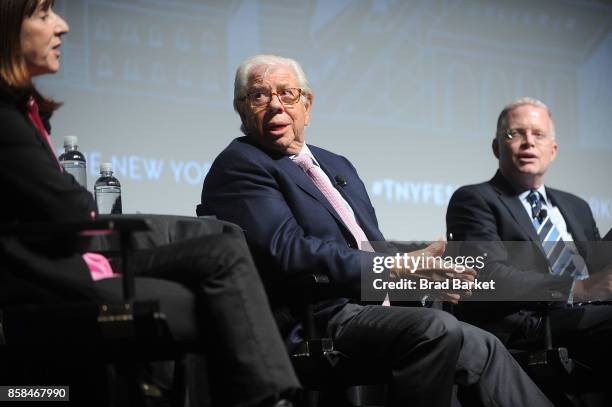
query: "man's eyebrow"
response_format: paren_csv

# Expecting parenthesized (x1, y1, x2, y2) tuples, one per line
(248, 83, 295, 92)
(248, 85, 269, 92)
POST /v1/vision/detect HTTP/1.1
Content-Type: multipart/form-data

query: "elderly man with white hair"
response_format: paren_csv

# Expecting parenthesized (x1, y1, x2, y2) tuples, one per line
(199, 55, 553, 407)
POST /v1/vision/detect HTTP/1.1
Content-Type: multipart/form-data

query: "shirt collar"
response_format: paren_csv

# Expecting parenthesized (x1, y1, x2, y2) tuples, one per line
(518, 185, 548, 205)
(290, 144, 320, 167)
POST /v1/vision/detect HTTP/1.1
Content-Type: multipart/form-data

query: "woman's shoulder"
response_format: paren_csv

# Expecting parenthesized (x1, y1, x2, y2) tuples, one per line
(0, 93, 34, 142)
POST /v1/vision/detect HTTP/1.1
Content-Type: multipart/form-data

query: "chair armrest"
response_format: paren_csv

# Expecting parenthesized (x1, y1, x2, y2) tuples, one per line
(287, 273, 330, 300)
(286, 273, 330, 340)
(0, 218, 151, 302)
(0, 218, 150, 238)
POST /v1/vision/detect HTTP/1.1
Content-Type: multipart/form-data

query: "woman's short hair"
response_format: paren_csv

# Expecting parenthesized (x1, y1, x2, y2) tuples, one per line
(0, 0, 60, 113)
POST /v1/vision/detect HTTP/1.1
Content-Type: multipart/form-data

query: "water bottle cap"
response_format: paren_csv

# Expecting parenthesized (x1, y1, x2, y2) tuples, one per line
(63, 135, 78, 147)
(100, 162, 113, 173)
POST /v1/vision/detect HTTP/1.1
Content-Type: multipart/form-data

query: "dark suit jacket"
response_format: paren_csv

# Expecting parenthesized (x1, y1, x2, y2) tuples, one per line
(0, 90, 96, 304)
(198, 136, 393, 328)
(446, 170, 601, 339)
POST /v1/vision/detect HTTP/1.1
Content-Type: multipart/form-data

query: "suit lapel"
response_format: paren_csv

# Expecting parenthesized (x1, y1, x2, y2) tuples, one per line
(500, 195, 541, 243)
(316, 154, 383, 242)
(277, 155, 348, 229)
(490, 171, 540, 243)
(317, 160, 359, 215)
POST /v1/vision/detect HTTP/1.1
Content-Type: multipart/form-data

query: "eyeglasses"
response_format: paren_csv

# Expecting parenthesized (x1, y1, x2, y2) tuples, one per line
(503, 128, 552, 144)
(244, 88, 303, 108)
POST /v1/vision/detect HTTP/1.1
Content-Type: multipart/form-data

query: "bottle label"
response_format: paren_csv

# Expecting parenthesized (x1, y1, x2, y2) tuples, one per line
(61, 160, 87, 188)
(95, 187, 122, 214)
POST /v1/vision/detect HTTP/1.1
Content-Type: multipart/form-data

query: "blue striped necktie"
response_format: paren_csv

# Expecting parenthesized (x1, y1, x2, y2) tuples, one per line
(526, 191, 588, 280)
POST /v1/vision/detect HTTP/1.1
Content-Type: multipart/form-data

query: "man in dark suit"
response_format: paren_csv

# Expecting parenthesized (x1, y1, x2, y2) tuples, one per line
(199, 54, 553, 407)
(446, 97, 612, 377)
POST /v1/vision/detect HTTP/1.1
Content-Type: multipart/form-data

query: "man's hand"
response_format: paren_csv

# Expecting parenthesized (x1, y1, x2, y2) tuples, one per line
(574, 268, 612, 302)
(391, 240, 477, 304)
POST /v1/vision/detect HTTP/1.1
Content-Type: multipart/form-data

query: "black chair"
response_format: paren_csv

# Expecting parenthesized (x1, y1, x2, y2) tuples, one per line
(291, 240, 453, 407)
(285, 273, 391, 407)
(0, 217, 202, 406)
(195, 214, 391, 407)
(507, 304, 604, 407)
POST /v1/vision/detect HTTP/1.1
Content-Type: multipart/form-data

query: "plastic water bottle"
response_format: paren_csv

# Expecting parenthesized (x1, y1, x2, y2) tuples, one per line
(58, 135, 87, 188)
(94, 163, 122, 214)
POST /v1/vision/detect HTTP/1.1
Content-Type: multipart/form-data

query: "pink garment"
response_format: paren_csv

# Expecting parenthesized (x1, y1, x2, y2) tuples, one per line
(27, 97, 61, 169)
(28, 98, 117, 282)
(293, 154, 390, 305)
(293, 154, 369, 248)
(82, 252, 118, 281)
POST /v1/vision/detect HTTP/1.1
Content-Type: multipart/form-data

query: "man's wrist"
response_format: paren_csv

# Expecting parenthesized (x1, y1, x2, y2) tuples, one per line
(571, 279, 586, 303)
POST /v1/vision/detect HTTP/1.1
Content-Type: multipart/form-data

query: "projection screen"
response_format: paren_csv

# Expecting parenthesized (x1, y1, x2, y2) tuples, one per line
(38, 0, 612, 240)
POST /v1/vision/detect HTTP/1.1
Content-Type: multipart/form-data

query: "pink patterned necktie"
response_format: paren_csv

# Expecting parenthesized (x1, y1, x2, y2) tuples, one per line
(293, 154, 390, 305)
(293, 154, 370, 249)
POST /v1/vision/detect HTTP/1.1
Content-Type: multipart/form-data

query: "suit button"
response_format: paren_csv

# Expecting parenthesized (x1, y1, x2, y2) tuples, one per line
(347, 242, 354, 248)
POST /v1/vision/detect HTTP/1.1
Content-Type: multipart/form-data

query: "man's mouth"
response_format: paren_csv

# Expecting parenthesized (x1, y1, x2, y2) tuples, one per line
(267, 123, 289, 135)
(517, 153, 537, 163)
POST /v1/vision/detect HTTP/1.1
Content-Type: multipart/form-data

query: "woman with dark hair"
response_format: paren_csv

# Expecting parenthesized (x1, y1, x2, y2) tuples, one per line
(0, 1, 298, 406)
(0, 0, 63, 114)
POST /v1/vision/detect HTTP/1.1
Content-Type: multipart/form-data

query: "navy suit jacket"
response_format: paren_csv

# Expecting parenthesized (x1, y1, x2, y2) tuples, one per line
(198, 136, 393, 326)
(446, 170, 602, 333)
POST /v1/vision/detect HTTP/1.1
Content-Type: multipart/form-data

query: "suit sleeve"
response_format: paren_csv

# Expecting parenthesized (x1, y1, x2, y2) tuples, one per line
(202, 153, 380, 299)
(446, 186, 573, 301)
(0, 108, 96, 223)
(574, 196, 609, 273)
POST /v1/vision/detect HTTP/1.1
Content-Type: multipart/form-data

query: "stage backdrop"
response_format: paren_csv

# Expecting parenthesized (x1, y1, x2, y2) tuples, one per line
(38, 0, 612, 240)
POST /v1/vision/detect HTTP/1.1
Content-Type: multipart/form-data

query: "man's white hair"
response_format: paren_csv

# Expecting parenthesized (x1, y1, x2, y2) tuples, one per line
(233, 54, 313, 115)
(495, 97, 556, 139)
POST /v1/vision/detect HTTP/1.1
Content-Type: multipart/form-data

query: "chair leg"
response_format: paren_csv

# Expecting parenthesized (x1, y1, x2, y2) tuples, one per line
(109, 363, 148, 407)
(106, 364, 120, 407)
(171, 357, 187, 407)
(305, 390, 319, 407)
(346, 385, 386, 407)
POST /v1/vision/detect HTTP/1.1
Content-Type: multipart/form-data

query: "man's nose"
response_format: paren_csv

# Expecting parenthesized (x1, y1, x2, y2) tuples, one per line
(521, 131, 536, 146)
(267, 93, 284, 111)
